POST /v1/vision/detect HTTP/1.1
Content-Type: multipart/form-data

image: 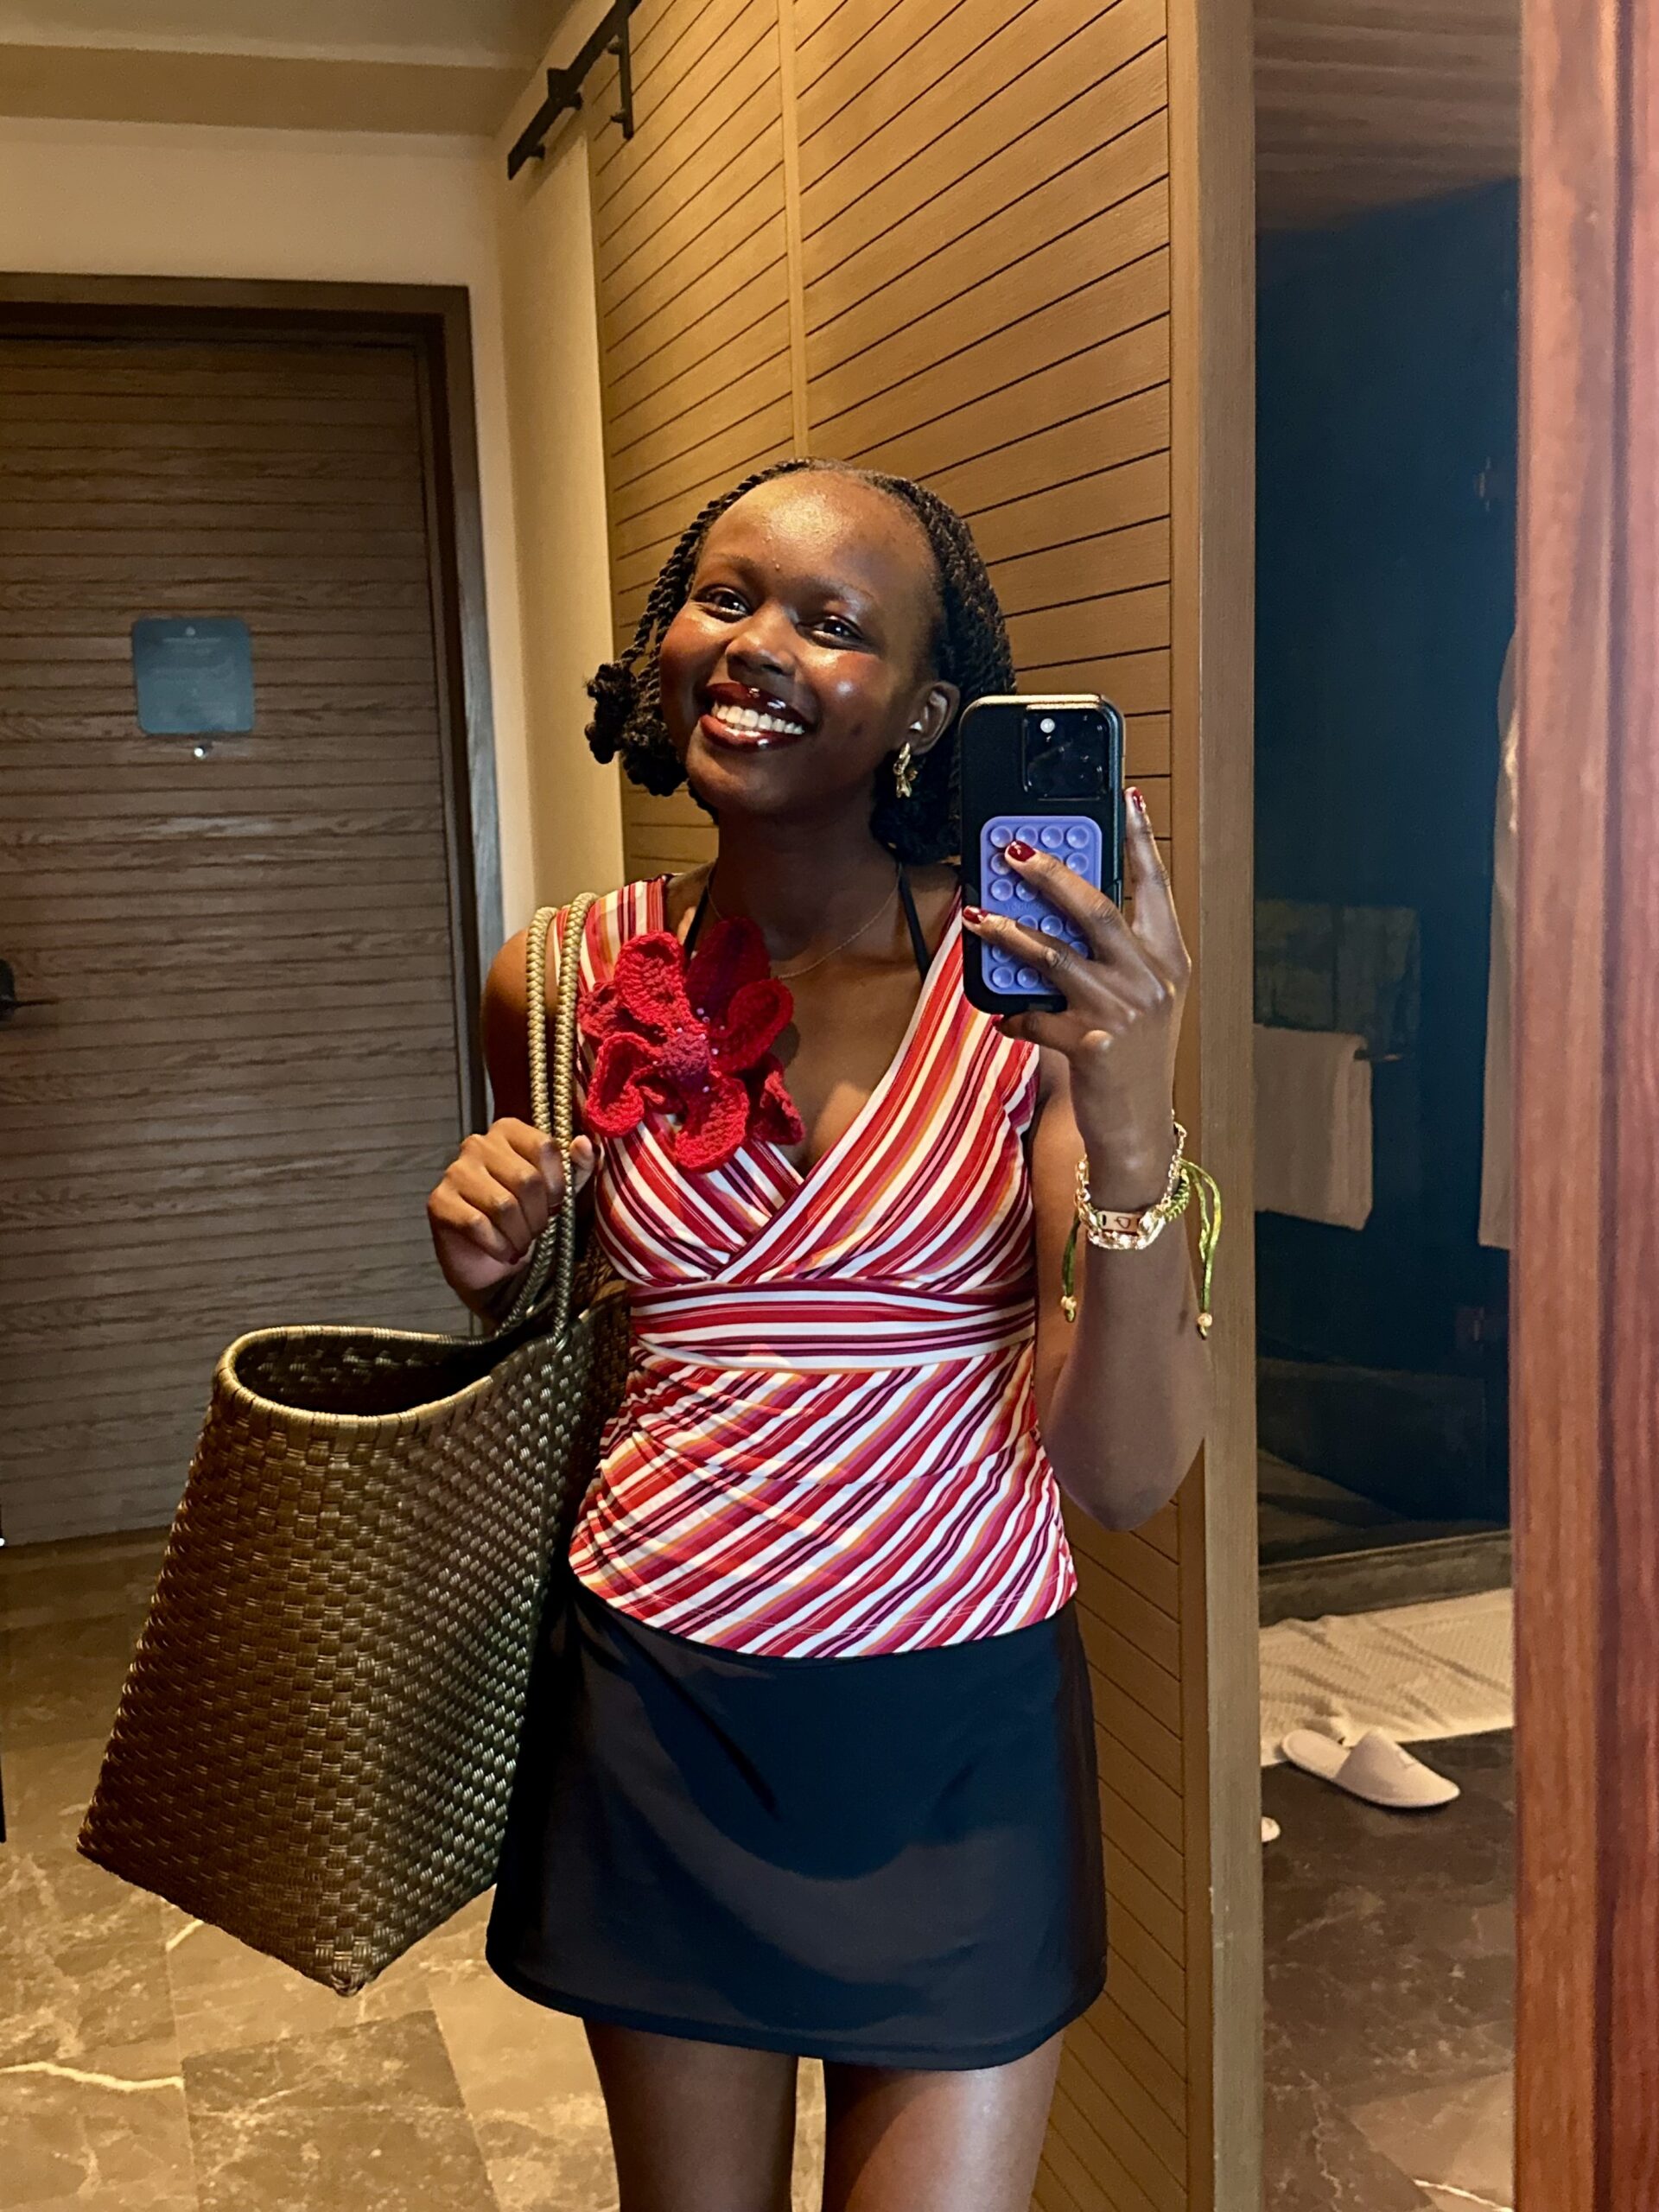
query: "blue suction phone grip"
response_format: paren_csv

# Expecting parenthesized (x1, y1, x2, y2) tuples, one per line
(976, 816, 1103, 999)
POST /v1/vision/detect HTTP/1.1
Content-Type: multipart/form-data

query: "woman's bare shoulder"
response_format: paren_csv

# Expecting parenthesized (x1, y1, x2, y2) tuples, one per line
(485, 927, 533, 1024)
(486, 876, 679, 1027)
(480, 931, 536, 1122)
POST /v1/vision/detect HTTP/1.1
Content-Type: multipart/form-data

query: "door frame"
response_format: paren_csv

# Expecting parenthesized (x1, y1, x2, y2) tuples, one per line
(1512, 0, 1659, 2200)
(1168, 0, 1262, 2202)
(0, 274, 499, 1128)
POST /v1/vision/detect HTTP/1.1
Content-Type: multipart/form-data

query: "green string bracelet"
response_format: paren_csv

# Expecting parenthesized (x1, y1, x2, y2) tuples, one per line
(1060, 1139, 1224, 1338)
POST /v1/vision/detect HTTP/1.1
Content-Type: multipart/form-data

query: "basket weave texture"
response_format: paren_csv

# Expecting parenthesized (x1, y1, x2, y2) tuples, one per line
(77, 899, 629, 1993)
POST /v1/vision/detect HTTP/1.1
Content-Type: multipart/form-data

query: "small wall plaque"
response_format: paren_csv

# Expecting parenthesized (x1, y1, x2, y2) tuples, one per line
(131, 618, 255, 736)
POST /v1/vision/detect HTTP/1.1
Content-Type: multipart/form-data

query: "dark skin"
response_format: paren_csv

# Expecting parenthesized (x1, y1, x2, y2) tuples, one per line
(427, 474, 1211, 2210)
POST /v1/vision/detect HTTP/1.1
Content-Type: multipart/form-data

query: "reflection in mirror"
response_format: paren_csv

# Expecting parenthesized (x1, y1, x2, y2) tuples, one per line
(1251, 4, 1520, 2207)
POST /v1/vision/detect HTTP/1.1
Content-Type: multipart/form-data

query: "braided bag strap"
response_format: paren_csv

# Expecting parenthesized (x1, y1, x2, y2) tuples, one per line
(501, 892, 598, 1333)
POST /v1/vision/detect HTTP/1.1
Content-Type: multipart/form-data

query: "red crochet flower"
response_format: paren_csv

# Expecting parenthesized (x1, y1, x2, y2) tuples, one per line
(580, 918, 804, 1172)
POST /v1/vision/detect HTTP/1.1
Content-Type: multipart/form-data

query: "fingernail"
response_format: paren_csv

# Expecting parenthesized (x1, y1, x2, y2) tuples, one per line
(1128, 787, 1147, 817)
(1006, 839, 1036, 862)
(963, 904, 988, 926)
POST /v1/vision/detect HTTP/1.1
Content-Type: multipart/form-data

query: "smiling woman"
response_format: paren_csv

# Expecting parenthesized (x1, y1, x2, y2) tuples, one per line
(424, 458, 1211, 2212)
(586, 457, 1015, 871)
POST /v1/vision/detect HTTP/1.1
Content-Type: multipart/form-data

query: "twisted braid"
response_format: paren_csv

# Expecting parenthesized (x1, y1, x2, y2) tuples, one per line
(585, 457, 1015, 863)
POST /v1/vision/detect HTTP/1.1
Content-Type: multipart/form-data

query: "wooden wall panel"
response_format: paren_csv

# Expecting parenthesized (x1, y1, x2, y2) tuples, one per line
(803, 38, 1167, 341)
(805, 130, 1166, 380)
(578, 2, 1258, 2202)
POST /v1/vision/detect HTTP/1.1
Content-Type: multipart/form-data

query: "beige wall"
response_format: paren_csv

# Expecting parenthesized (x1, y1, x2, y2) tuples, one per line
(493, 75, 626, 910)
(0, 112, 543, 931)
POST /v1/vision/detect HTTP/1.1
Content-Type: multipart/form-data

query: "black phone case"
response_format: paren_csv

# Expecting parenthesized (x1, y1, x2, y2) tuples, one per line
(958, 693, 1126, 1018)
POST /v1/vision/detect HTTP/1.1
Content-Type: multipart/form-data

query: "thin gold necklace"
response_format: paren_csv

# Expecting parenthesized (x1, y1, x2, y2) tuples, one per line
(705, 867, 900, 982)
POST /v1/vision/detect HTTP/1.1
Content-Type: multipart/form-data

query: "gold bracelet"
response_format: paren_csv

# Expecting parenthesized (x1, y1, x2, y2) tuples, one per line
(1061, 1121, 1223, 1337)
(1073, 1130, 1187, 1251)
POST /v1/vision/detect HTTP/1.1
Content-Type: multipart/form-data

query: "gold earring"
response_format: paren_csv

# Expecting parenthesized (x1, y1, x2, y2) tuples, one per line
(893, 741, 918, 799)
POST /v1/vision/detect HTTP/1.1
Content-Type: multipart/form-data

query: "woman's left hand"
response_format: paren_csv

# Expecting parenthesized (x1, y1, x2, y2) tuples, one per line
(963, 786, 1192, 1209)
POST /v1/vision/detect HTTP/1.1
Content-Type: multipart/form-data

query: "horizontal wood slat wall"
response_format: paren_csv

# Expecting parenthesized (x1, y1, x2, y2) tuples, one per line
(1255, 0, 1519, 230)
(586, 0, 1177, 889)
(573, 3, 1251, 2202)
(0, 332, 476, 1543)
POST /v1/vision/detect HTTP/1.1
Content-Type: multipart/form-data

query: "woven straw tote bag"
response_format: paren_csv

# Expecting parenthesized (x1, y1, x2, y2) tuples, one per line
(78, 898, 629, 1993)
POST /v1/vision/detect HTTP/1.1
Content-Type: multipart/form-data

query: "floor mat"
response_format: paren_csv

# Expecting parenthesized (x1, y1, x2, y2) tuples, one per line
(1260, 1586, 1513, 1766)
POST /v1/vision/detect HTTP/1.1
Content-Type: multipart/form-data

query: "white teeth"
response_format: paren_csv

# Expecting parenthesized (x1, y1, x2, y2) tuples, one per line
(709, 701, 804, 737)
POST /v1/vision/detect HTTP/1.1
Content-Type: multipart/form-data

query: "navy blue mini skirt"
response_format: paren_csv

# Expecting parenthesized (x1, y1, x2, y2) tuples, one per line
(485, 1575, 1105, 2069)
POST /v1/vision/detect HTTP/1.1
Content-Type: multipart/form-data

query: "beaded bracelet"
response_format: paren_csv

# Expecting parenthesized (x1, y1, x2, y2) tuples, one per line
(1060, 1120, 1224, 1337)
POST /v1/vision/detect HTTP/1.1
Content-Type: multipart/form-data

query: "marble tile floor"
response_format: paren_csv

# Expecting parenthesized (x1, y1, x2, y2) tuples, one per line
(1262, 1730, 1515, 2211)
(1, 1529, 825, 2212)
(7, 1528, 1516, 2211)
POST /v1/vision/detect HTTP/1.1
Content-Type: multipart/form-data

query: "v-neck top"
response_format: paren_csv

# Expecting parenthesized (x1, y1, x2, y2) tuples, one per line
(556, 878, 1077, 1659)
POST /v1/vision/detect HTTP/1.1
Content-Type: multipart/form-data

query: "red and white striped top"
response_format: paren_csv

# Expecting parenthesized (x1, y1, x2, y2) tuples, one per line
(558, 879, 1076, 1659)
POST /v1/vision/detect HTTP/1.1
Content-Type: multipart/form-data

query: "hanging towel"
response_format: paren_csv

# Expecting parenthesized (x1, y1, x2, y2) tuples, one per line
(1254, 1025, 1373, 1230)
(1479, 634, 1517, 1249)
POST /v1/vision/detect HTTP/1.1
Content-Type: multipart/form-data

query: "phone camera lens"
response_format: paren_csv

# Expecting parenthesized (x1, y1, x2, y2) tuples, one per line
(1021, 705, 1109, 799)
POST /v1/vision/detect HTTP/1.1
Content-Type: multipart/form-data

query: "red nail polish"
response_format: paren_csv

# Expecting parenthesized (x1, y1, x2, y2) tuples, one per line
(1128, 786, 1147, 816)
(963, 904, 988, 925)
(1006, 838, 1036, 861)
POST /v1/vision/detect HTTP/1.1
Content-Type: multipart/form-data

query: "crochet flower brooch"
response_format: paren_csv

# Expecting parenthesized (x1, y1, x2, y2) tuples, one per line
(579, 918, 804, 1173)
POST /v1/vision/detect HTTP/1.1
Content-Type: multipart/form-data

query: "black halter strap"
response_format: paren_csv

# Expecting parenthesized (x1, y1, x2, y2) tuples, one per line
(683, 865, 931, 981)
(896, 865, 930, 980)
(685, 880, 713, 954)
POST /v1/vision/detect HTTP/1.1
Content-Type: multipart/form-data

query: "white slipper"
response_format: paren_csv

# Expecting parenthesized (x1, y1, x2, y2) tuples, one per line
(1280, 1727, 1460, 1809)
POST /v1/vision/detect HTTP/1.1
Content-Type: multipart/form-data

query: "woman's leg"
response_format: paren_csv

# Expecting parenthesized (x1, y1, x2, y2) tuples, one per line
(586, 2020, 800, 2212)
(819, 2034, 1064, 2212)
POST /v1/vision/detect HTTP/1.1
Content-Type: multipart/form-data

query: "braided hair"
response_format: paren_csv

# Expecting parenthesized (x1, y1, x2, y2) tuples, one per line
(585, 456, 1015, 866)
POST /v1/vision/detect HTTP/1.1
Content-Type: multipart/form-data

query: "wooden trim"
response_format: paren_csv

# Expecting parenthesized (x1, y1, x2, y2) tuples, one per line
(1165, 0, 1260, 2204)
(411, 318, 481, 1135)
(429, 290, 504, 1064)
(0, 274, 495, 1131)
(1513, 0, 1659, 2199)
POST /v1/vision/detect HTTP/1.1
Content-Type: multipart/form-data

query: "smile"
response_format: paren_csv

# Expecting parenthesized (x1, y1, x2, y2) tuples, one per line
(700, 694, 810, 748)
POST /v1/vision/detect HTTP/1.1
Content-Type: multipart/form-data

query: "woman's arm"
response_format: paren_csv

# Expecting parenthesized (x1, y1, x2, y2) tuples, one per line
(1027, 1053, 1210, 1527)
(480, 926, 537, 1122)
(963, 789, 1211, 1531)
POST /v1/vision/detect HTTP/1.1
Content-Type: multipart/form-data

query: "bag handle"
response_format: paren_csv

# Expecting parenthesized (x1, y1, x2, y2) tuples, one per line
(501, 892, 598, 1334)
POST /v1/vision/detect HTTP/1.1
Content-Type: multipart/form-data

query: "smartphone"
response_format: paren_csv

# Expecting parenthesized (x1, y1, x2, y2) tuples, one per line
(958, 693, 1126, 1017)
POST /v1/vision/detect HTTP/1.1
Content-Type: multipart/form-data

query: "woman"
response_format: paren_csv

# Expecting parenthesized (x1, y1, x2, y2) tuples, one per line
(426, 458, 1211, 2212)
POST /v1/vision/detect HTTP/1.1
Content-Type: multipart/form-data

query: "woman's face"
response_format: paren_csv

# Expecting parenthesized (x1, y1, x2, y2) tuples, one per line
(656, 474, 960, 827)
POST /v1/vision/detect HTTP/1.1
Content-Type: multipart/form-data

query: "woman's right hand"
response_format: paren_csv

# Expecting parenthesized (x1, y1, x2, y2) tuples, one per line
(427, 1122, 596, 1309)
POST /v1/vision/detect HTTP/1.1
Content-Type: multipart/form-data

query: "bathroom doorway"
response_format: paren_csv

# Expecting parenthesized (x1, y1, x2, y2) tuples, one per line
(1250, 10, 1521, 2207)
(1251, 43, 1518, 1627)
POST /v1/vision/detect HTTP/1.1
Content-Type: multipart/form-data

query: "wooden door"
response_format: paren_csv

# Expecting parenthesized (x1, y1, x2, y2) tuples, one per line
(0, 321, 481, 1546)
